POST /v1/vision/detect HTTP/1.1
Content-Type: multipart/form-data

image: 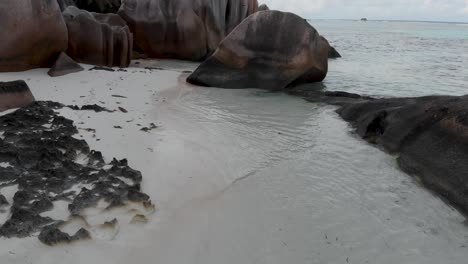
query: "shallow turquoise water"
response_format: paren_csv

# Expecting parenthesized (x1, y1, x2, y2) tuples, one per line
(311, 20, 468, 97)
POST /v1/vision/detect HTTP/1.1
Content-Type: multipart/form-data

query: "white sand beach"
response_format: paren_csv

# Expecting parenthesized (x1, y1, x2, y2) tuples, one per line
(0, 61, 467, 264)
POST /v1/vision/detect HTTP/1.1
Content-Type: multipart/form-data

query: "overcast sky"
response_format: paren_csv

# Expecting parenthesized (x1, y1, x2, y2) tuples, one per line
(262, 0, 468, 22)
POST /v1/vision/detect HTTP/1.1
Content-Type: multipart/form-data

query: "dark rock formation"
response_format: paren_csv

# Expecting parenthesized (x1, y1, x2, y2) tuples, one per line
(48, 52, 84, 77)
(0, 81, 35, 112)
(187, 11, 330, 90)
(0, 101, 152, 243)
(57, 0, 121, 13)
(0, 0, 68, 72)
(329, 46, 342, 58)
(303, 91, 468, 215)
(63, 6, 133, 67)
(118, 0, 259, 60)
(258, 4, 269, 11)
(57, 0, 76, 10)
(76, 0, 121, 13)
(39, 226, 91, 246)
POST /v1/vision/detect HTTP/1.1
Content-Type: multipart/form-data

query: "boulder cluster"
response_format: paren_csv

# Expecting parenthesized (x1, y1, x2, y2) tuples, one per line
(0, 0, 340, 88)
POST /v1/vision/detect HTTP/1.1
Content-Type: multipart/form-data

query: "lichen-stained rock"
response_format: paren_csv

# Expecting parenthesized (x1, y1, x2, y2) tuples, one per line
(63, 6, 132, 67)
(48, 52, 84, 77)
(0, 81, 35, 112)
(118, 0, 258, 61)
(0, 0, 68, 72)
(187, 11, 330, 90)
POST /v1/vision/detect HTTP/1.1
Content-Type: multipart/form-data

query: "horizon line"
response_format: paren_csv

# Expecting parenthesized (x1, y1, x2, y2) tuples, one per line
(306, 18, 468, 24)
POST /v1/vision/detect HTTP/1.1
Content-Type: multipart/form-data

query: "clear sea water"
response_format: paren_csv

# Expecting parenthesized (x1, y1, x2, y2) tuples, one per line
(312, 20, 468, 97)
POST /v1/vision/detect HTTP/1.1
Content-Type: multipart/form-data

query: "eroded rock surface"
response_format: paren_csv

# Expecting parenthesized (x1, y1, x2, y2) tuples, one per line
(0, 102, 152, 243)
(302, 91, 468, 215)
(0, 81, 35, 112)
(0, 0, 68, 72)
(187, 11, 330, 90)
(63, 6, 132, 67)
(118, 0, 258, 60)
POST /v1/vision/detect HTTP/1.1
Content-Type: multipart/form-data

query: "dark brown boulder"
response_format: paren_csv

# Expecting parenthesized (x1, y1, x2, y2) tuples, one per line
(63, 6, 132, 67)
(303, 91, 468, 215)
(118, 0, 258, 60)
(258, 4, 269, 11)
(187, 11, 330, 90)
(48, 52, 84, 77)
(0, 0, 68, 72)
(0, 81, 35, 112)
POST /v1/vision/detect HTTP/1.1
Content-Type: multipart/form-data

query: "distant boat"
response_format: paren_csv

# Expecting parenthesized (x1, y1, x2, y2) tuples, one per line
(361, 18, 368, 21)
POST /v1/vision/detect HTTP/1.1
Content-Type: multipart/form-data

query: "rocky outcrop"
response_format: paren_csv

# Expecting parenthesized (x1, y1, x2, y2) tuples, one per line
(63, 6, 132, 67)
(303, 91, 468, 215)
(48, 52, 84, 77)
(118, 0, 258, 60)
(258, 4, 269, 11)
(0, 0, 68, 72)
(0, 81, 35, 112)
(187, 11, 330, 90)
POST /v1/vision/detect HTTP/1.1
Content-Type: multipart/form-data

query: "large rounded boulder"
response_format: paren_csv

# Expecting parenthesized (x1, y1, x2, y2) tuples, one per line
(63, 6, 133, 67)
(118, 0, 258, 61)
(0, 0, 68, 72)
(187, 11, 330, 90)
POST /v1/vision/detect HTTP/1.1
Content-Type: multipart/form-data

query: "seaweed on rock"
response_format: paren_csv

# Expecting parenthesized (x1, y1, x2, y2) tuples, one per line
(0, 101, 152, 244)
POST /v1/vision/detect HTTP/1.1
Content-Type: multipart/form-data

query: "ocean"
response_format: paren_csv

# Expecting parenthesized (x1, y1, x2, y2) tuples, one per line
(313, 20, 468, 97)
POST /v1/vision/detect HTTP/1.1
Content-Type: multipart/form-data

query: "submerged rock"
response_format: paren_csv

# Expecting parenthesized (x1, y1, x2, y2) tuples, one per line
(304, 91, 468, 215)
(0, 102, 152, 243)
(0, 81, 35, 112)
(118, 0, 258, 60)
(187, 11, 330, 90)
(0, 0, 68, 72)
(48, 52, 84, 77)
(63, 6, 133, 67)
